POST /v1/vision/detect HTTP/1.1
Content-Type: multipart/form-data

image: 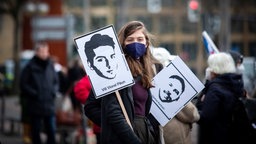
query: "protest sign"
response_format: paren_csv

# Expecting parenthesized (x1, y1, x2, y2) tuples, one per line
(150, 56, 204, 126)
(74, 25, 134, 98)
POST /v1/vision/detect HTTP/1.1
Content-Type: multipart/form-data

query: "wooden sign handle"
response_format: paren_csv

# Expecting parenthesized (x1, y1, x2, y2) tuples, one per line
(115, 91, 133, 131)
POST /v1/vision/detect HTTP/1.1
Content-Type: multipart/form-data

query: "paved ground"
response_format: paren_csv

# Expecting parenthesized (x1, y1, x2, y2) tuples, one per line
(0, 95, 23, 144)
(0, 95, 198, 144)
(0, 134, 23, 144)
(0, 95, 96, 144)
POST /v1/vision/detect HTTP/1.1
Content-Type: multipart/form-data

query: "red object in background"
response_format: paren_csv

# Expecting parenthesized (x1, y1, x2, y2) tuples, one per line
(74, 76, 101, 134)
(47, 41, 67, 66)
(45, 0, 62, 15)
(189, 0, 199, 10)
(74, 76, 92, 104)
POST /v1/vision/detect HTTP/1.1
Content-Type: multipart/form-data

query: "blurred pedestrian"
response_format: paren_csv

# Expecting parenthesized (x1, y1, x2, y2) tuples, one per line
(73, 75, 101, 144)
(228, 50, 244, 74)
(20, 41, 59, 144)
(228, 50, 253, 96)
(151, 47, 200, 144)
(229, 50, 256, 141)
(196, 52, 250, 144)
(163, 102, 199, 144)
(66, 56, 86, 111)
(84, 21, 163, 144)
(151, 47, 175, 67)
(51, 56, 69, 96)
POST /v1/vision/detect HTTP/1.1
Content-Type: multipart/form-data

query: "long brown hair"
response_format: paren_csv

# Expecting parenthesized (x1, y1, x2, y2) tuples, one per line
(118, 21, 157, 88)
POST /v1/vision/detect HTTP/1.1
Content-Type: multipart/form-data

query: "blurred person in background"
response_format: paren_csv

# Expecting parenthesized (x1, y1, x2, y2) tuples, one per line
(228, 50, 244, 74)
(51, 56, 69, 97)
(73, 75, 101, 144)
(228, 50, 252, 96)
(229, 50, 256, 139)
(20, 41, 59, 144)
(196, 52, 251, 144)
(152, 47, 200, 144)
(66, 56, 86, 111)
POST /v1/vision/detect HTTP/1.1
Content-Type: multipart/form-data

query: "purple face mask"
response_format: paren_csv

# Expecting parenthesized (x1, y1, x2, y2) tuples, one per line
(125, 42, 146, 59)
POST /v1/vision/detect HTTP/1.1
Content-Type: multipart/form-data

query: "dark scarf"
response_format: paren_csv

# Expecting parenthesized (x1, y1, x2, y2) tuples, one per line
(34, 56, 50, 68)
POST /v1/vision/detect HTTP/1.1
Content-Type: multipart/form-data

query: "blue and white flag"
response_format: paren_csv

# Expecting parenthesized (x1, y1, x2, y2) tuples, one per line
(202, 31, 219, 55)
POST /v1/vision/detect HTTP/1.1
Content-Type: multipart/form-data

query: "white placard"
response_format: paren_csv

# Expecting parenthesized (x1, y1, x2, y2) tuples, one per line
(150, 56, 204, 126)
(74, 25, 134, 98)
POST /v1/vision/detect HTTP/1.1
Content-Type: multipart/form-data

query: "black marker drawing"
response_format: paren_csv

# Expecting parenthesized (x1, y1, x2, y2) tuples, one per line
(84, 34, 118, 79)
(158, 75, 185, 103)
(74, 25, 134, 98)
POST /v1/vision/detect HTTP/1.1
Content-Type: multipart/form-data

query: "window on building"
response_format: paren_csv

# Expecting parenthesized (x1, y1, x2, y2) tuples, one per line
(231, 16, 243, 33)
(134, 16, 153, 32)
(132, 0, 147, 7)
(231, 0, 256, 7)
(158, 15, 175, 34)
(74, 15, 85, 33)
(247, 0, 256, 5)
(249, 42, 256, 58)
(231, 42, 244, 55)
(200, 0, 219, 9)
(91, 0, 106, 6)
(181, 16, 197, 33)
(181, 42, 198, 61)
(114, 14, 129, 31)
(91, 16, 107, 30)
(231, 0, 243, 7)
(248, 16, 256, 33)
(64, 0, 84, 8)
(162, 0, 176, 7)
(159, 43, 176, 55)
(202, 14, 221, 36)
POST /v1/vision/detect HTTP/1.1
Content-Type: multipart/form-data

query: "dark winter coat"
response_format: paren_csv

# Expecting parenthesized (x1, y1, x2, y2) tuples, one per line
(20, 56, 59, 116)
(196, 73, 244, 144)
(84, 63, 163, 144)
(84, 80, 162, 144)
(85, 86, 150, 144)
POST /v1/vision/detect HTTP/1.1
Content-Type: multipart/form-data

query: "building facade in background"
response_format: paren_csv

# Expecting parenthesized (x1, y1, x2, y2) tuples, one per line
(62, 0, 256, 80)
(0, 0, 255, 81)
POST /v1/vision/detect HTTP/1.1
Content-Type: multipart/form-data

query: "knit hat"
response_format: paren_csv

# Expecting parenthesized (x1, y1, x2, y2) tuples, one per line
(229, 50, 243, 66)
(207, 52, 236, 74)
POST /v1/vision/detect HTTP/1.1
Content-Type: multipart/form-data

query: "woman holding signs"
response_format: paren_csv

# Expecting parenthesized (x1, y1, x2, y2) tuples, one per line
(84, 21, 163, 144)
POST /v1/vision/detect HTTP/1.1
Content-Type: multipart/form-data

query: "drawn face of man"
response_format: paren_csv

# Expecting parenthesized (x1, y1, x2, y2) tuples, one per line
(159, 76, 184, 103)
(91, 45, 118, 79)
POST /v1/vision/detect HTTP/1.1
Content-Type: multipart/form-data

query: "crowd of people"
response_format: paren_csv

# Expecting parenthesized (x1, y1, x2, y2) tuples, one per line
(18, 20, 256, 144)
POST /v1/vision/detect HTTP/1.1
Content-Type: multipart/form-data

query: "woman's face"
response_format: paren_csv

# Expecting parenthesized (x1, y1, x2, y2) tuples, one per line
(124, 29, 147, 46)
